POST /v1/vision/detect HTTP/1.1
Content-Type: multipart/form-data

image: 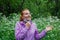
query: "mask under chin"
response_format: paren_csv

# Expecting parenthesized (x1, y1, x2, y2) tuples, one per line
(23, 18, 31, 23)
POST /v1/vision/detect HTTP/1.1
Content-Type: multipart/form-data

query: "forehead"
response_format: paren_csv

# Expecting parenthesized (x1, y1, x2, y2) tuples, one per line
(22, 10, 30, 13)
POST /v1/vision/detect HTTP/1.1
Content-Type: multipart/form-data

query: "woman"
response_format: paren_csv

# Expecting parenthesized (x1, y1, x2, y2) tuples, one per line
(15, 9, 52, 40)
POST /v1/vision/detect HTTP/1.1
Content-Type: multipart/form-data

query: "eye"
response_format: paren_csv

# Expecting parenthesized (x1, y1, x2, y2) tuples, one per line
(25, 13, 28, 15)
(25, 13, 29, 15)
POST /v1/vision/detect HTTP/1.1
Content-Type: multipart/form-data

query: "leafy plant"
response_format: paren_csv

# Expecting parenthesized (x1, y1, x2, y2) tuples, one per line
(0, 13, 60, 40)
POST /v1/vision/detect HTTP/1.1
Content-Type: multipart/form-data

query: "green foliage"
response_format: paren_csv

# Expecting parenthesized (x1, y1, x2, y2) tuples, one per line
(33, 16, 60, 40)
(23, 0, 52, 18)
(0, 13, 20, 40)
(0, 0, 60, 18)
(0, 13, 60, 40)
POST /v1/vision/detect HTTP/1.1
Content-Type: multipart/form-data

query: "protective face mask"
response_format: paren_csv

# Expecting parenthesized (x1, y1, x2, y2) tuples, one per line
(23, 18, 30, 23)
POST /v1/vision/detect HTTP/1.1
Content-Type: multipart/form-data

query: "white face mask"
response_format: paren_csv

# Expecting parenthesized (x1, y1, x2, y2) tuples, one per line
(23, 18, 31, 23)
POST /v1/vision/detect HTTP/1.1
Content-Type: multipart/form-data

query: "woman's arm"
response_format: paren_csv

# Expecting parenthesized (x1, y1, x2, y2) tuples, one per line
(33, 23, 47, 40)
(15, 22, 28, 40)
(34, 23, 52, 40)
(34, 29, 47, 40)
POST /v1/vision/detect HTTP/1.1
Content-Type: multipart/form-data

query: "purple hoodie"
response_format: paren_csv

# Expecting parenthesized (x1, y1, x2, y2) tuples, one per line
(15, 21, 47, 40)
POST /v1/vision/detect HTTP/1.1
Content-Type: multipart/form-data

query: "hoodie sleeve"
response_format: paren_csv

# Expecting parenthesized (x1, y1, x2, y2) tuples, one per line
(34, 29, 47, 40)
(34, 23, 47, 40)
(15, 22, 28, 40)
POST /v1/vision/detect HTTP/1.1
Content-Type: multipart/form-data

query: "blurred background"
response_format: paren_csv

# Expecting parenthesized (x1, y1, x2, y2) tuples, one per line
(0, 0, 60, 40)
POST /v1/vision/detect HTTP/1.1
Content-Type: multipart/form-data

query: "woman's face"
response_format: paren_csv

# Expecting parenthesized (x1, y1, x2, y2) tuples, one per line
(22, 10, 31, 21)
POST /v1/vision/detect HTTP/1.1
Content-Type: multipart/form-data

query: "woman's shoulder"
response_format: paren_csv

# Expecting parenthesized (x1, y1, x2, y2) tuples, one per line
(16, 21, 24, 25)
(32, 22, 38, 29)
(15, 21, 22, 27)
